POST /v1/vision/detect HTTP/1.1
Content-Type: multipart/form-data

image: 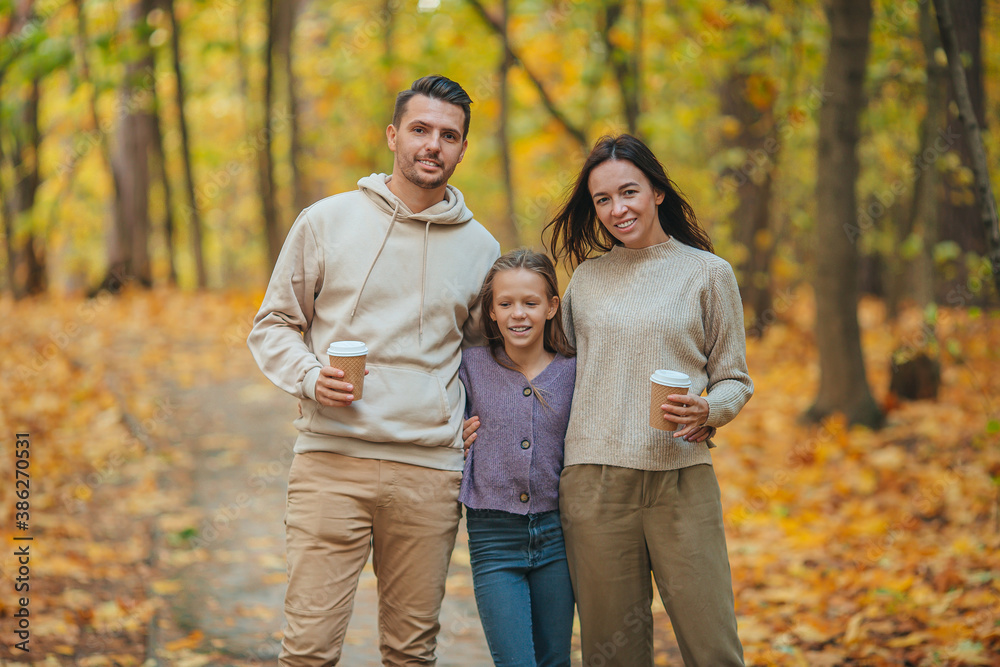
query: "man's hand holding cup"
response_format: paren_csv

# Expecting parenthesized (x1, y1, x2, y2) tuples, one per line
(318, 341, 369, 407)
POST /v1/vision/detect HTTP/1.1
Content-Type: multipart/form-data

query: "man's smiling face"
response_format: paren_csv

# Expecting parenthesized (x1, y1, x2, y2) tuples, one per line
(387, 94, 467, 191)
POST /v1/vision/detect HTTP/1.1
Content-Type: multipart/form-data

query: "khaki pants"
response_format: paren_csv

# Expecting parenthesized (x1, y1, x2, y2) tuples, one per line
(280, 451, 462, 667)
(559, 463, 744, 667)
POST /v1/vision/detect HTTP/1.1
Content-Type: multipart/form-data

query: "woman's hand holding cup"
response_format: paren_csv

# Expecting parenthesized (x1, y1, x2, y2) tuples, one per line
(664, 394, 712, 441)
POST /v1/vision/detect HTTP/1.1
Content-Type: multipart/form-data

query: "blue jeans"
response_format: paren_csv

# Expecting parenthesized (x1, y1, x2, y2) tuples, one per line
(466, 508, 575, 667)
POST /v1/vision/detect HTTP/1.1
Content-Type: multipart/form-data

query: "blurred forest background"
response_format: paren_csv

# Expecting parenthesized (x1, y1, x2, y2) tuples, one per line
(1, 0, 997, 302)
(2, 0, 1000, 664)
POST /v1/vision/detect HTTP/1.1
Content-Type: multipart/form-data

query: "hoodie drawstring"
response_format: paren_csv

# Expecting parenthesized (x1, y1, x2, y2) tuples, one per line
(419, 221, 430, 342)
(351, 201, 400, 320)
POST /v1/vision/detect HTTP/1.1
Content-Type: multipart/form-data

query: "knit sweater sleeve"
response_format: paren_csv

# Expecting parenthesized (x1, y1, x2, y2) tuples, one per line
(247, 210, 326, 401)
(561, 278, 576, 348)
(703, 260, 754, 428)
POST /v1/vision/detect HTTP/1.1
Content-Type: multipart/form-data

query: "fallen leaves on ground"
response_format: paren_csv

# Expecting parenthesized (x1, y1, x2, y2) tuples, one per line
(1, 288, 998, 665)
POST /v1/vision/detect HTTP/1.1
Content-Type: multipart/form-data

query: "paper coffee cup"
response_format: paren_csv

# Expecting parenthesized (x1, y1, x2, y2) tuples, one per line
(327, 341, 368, 400)
(650, 370, 691, 432)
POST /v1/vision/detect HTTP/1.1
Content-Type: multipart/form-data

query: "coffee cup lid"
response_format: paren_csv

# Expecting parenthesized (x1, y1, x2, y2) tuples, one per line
(327, 341, 368, 356)
(650, 370, 690, 387)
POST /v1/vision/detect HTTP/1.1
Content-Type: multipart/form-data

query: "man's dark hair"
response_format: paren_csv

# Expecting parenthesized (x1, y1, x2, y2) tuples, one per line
(392, 75, 472, 140)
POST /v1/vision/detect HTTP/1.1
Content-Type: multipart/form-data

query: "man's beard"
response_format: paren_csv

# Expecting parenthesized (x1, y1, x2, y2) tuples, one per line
(400, 156, 453, 190)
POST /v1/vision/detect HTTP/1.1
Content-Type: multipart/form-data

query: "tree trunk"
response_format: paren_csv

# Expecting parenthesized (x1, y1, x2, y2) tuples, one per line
(933, 0, 1000, 298)
(72, 0, 115, 175)
(0, 6, 47, 298)
(166, 0, 207, 288)
(383, 0, 399, 108)
(892, 0, 946, 312)
(465, 0, 589, 151)
(719, 0, 777, 336)
(70, 0, 126, 294)
(5, 78, 48, 298)
(0, 120, 12, 294)
(150, 81, 178, 286)
(275, 0, 306, 213)
(496, 0, 520, 251)
(104, 0, 158, 291)
(936, 0, 985, 258)
(806, 0, 883, 428)
(602, 0, 642, 136)
(261, 0, 281, 271)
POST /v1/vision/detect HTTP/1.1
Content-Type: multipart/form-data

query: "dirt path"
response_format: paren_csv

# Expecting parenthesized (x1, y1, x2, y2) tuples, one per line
(152, 358, 493, 665)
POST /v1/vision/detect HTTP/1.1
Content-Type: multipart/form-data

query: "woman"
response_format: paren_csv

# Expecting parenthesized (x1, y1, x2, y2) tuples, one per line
(545, 134, 752, 666)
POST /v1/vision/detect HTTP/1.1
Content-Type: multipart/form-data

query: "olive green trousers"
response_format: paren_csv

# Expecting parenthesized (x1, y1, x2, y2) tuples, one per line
(559, 463, 744, 667)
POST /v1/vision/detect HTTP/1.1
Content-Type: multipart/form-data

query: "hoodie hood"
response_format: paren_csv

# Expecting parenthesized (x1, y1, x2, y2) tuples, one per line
(353, 174, 476, 341)
(358, 173, 475, 225)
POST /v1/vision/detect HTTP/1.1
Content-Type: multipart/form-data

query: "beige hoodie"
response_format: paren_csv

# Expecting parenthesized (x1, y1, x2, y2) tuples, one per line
(248, 174, 500, 471)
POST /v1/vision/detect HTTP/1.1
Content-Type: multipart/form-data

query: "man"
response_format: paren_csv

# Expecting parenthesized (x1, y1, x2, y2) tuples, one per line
(248, 75, 500, 666)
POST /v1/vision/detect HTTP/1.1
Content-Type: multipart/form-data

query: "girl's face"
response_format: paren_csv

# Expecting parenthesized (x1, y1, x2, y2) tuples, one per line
(588, 159, 667, 249)
(489, 268, 559, 355)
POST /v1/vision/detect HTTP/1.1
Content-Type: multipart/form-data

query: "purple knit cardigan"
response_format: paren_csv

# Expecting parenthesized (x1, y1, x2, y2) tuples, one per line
(458, 346, 576, 514)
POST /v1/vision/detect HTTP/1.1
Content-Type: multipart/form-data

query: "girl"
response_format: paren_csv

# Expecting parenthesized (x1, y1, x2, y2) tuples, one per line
(545, 134, 753, 667)
(459, 249, 576, 667)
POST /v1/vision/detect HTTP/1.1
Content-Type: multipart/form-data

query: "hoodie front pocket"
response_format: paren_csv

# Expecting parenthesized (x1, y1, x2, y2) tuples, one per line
(308, 364, 454, 447)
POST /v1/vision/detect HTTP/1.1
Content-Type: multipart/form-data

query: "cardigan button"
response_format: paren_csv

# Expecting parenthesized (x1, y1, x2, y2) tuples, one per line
(520, 439, 530, 450)
(519, 493, 529, 503)
(523, 387, 532, 397)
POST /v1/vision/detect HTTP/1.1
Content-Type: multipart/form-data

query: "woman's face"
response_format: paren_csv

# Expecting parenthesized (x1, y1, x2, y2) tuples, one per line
(587, 159, 667, 249)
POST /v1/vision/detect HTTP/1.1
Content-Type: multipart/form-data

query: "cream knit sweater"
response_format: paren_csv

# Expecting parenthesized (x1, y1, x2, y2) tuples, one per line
(562, 239, 753, 471)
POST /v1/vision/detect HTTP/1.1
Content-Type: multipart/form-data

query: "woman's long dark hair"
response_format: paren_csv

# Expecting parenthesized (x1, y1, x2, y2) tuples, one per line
(545, 134, 713, 267)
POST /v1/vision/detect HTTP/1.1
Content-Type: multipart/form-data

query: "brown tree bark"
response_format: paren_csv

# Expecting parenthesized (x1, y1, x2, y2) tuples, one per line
(150, 81, 178, 286)
(166, 0, 207, 288)
(383, 0, 399, 108)
(103, 0, 158, 291)
(275, 0, 306, 213)
(806, 0, 883, 428)
(0, 4, 47, 298)
(933, 0, 1000, 298)
(2, 77, 47, 297)
(602, 0, 642, 136)
(465, 0, 589, 150)
(261, 0, 281, 270)
(936, 0, 986, 264)
(72, 0, 115, 174)
(496, 0, 520, 251)
(887, 0, 946, 314)
(719, 0, 777, 335)
(7, 78, 48, 298)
